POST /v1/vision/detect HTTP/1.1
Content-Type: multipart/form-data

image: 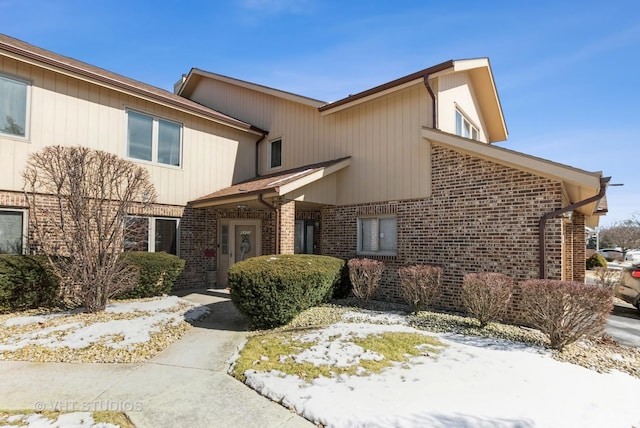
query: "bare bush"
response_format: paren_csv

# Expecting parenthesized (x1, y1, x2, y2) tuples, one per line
(398, 264, 442, 313)
(462, 272, 513, 327)
(23, 146, 157, 312)
(520, 279, 613, 351)
(347, 258, 384, 301)
(592, 268, 621, 290)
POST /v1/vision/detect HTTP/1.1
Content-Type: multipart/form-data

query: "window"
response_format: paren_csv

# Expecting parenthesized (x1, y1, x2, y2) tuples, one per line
(455, 110, 479, 141)
(127, 110, 182, 166)
(0, 209, 27, 254)
(294, 220, 316, 254)
(357, 216, 397, 256)
(124, 216, 178, 255)
(269, 138, 282, 169)
(0, 74, 29, 138)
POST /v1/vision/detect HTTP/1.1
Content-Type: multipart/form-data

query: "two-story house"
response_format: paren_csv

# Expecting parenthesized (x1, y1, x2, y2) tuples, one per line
(0, 34, 607, 320)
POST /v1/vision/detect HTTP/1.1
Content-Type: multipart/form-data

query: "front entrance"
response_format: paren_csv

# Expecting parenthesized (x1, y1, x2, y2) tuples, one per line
(218, 219, 262, 287)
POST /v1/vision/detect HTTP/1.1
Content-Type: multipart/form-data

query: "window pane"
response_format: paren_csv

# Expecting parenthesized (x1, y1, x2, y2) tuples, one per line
(124, 217, 149, 252)
(455, 111, 462, 137)
(0, 211, 23, 254)
(360, 218, 378, 252)
(270, 139, 282, 168)
(221, 224, 229, 255)
(155, 219, 177, 255)
(158, 120, 181, 166)
(472, 127, 479, 141)
(294, 220, 304, 254)
(379, 218, 397, 252)
(127, 111, 153, 161)
(0, 76, 27, 137)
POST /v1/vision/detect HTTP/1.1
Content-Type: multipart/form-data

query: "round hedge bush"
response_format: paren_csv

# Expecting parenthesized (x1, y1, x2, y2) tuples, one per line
(228, 254, 347, 329)
(586, 253, 607, 270)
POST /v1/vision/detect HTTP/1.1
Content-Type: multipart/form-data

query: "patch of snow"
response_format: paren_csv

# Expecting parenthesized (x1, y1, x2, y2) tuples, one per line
(244, 320, 640, 428)
(16, 411, 119, 427)
(105, 295, 185, 313)
(343, 310, 408, 325)
(4, 312, 67, 327)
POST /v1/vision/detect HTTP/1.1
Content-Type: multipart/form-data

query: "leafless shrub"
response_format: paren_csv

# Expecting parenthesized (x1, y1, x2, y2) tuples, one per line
(520, 279, 613, 351)
(347, 258, 384, 301)
(398, 264, 442, 313)
(592, 267, 622, 290)
(462, 272, 513, 328)
(23, 146, 157, 312)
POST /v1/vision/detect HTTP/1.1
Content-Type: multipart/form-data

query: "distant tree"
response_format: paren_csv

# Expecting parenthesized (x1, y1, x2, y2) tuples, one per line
(3, 115, 24, 136)
(599, 214, 640, 251)
(23, 146, 157, 312)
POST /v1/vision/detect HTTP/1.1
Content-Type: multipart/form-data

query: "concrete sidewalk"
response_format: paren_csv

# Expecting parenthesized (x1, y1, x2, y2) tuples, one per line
(0, 289, 313, 428)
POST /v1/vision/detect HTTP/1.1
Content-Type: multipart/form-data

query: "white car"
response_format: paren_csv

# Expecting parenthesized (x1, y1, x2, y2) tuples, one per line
(624, 249, 640, 263)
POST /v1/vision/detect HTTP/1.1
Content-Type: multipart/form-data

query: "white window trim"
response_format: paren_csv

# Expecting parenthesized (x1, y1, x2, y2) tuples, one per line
(125, 109, 183, 169)
(0, 73, 31, 142)
(455, 108, 480, 141)
(268, 137, 283, 170)
(357, 215, 397, 257)
(0, 208, 29, 254)
(124, 215, 180, 256)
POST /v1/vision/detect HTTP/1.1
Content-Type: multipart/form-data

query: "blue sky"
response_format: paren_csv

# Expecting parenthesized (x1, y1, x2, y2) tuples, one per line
(1, 0, 638, 226)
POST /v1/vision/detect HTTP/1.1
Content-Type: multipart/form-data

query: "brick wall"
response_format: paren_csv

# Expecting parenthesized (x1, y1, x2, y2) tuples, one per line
(321, 146, 566, 324)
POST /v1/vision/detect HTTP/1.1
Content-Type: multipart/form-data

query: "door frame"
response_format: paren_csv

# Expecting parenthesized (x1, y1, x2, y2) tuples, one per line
(218, 219, 262, 286)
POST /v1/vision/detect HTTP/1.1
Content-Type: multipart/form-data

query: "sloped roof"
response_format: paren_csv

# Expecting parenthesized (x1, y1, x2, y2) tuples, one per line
(0, 33, 265, 135)
(190, 157, 351, 208)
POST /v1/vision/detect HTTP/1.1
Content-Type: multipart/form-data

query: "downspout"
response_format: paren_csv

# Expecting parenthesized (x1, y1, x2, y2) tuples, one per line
(538, 176, 610, 279)
(423, 74, 438, 130)
(255, 133, 267, 177)
(258, 194, 280, 254)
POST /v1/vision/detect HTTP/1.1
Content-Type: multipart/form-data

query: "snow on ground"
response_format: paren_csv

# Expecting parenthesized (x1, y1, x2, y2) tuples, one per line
(243, 314, 640, 428)
(0, 296, 209, 352)
(1, 412, 118, 428)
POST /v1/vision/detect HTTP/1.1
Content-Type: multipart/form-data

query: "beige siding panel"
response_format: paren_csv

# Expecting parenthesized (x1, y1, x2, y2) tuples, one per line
(437, 72, 489, 142)
(0, 59, 256, 206)
(286, 174, 337, 205)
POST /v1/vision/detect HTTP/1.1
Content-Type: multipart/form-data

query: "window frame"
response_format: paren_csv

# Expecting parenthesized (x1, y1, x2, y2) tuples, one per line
(125, 109, 183, 168)
(0, 208, 28, 254)
(0, 73, 31, 141)
(455, 109, 479, 141)
(123, 215, 180, 256)
(268, 137, 283, 170)
(357, 215, 397, 257)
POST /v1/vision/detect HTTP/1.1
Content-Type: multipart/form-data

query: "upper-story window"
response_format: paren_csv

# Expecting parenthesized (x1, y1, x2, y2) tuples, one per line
(127, 110, 182, 167)
(269, 138, 282, 169)
(0, 74, 29, 139)
(455, 110, 479, 141)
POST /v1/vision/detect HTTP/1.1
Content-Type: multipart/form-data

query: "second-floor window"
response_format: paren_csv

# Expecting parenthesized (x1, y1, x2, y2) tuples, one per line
(127, 110, 182, 167)
(269, 138, 282, 169)
(455, 110, 479, 141)
(0, 74, 29, 138)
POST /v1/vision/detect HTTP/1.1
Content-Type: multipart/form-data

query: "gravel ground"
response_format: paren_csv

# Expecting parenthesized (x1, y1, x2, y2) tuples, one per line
(278, 299, 640, 380)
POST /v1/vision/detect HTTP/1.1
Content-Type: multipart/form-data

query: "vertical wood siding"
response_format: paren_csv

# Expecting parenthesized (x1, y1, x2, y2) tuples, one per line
(0, 57, 256, 205)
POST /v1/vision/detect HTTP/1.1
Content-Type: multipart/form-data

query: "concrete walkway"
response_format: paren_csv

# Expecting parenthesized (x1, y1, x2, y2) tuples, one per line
(0, 289, 313, 428)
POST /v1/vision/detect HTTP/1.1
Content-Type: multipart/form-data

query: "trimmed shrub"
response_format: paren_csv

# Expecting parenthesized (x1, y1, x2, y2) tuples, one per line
(586, 253, 607, 270)
(0, 255, 61, 313)
(115, 252, 185, 299)
(462, 272, 513, 327)
(520, 279, 613, 351)
(592, 267, 621, 290)
(398, 264, 442, 313)
(348, 258, 384, 301)
(229, 254, 346, 329)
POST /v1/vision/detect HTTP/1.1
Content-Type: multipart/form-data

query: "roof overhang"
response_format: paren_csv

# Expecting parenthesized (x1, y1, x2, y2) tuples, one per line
(422, 128, 605, 223)
(0, 34, 266, 136)
(178, 68, 327, 108)
(190, 157, 351, 208)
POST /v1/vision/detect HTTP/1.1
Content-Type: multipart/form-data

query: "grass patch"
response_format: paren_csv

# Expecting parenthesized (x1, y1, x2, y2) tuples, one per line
(0, 410, 135, 427)
(232, 329, 446, 383)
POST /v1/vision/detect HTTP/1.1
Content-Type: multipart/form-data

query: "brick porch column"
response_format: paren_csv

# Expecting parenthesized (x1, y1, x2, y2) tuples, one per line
(563, 221, 574, 281)
(572, 213, 586, 283)
(277, 198, 295, 254)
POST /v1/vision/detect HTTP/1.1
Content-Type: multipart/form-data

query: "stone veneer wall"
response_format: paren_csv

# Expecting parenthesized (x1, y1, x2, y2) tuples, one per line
(321, 146, 567, 324)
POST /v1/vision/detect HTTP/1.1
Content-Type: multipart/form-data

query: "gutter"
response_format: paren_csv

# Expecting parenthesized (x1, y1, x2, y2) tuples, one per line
(538, 176, 610, 279)
(254, 133, 267, 177)
(423, 75, 438, 129)
(258, 194, 280, 254)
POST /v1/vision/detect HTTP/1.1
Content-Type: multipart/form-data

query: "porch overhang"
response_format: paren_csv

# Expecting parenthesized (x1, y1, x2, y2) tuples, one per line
(190, 157, 351, 208)
(422, 127, 606, 226)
